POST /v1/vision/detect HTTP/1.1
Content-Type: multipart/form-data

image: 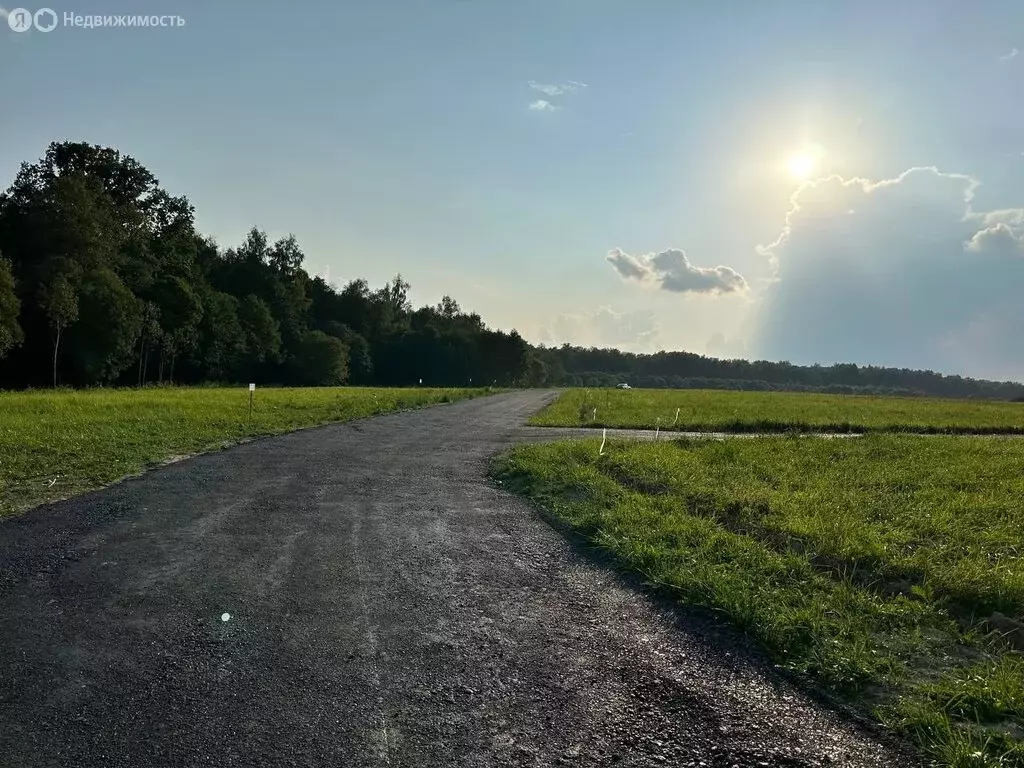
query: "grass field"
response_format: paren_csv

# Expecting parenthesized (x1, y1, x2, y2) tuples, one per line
(531, 388, 1024, 434)
(493, 434, 1024, 767)
(0, 386, 491, 517)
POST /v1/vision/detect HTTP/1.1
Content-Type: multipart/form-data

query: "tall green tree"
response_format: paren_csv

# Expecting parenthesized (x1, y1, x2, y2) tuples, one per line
(65, 269, 142, 384)
(136, 301, 161, 386)
(238, 294, 282, 375)
(269, 274, 311, 351)
(194, 290, 245, 381)
(37, 274, 79, 386)
(268, 234, 304, 276)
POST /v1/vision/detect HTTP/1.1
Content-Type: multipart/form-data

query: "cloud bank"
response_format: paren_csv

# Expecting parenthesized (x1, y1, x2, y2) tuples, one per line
(754, 167, 1024, 380)
(607, 248, 748, 295)
(540, 306, 660, 350)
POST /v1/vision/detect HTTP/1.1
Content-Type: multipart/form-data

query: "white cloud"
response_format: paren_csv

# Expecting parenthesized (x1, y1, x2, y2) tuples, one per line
(999, 47, 1019, 61)
(965, 222, 1024, 256)
(757, 167, 979, 276)
(529, 82, 564, 97)
(607, 248, 748, 295)
(753, 166, 1024, 380)
(528, 99, 558, 112)
(526, 80, 587, 112)
(529, 80, 587, 96)
(541, 306, 659, 350)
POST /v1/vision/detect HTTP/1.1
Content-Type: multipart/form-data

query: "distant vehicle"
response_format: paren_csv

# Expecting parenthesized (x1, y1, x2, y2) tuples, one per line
(616, 383, 631, 389)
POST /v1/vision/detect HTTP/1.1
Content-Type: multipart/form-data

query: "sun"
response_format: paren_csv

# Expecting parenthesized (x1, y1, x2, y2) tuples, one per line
(787, 152, 818, 180)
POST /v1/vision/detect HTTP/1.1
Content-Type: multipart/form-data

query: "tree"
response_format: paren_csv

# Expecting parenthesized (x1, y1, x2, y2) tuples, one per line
(37, 274, 79, 386)
(0, 256, 23, 360)
(345, 331, 373, 385)
(290, 330, 348, 386)
(238, 294, 282, 372)
(235, 228, 269, 265)
(269, 274, 311, 351)
(335, 279, 373, 335)
(65, 269, 142, 384)
(136, 301, 161, 386)
(524, 353, 549, 387)
(150, 276, 203, 381)
(368, 274, 411, 341)
(323, 322, 373, 385)
(268, 234, 304, 276)
(194, 290, 245, 381)
(437, 295, 460, 319)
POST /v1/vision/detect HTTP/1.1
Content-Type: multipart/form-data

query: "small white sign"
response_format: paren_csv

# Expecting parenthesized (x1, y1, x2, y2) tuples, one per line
(249, 383, 255, 392)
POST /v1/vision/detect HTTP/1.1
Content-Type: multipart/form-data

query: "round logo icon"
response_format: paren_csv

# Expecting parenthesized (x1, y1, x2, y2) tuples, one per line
(34, 7, 57, 32)
(6, 7, 33, 32)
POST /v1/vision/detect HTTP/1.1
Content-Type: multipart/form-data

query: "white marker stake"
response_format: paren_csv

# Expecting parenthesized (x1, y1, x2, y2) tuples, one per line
(592, 407, 597, 422)
(248, 383, 255, 422)
(671, 408, 680, 427)
(655, 417, 661, 441)
(599, 428, 607, 456)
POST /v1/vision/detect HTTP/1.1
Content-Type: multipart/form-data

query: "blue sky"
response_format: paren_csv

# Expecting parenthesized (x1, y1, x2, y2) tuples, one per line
(3, 1, 1023, 379)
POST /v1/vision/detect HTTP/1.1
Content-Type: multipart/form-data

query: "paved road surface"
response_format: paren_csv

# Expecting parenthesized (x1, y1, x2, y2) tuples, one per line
(1, 391, 911, 767)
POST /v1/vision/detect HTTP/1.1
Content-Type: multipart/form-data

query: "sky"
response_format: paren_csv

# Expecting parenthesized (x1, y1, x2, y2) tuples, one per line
(2, 0, 1023, 381)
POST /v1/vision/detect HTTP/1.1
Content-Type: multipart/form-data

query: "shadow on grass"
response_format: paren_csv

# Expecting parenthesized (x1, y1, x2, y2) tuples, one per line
(487, 459, 925, 767)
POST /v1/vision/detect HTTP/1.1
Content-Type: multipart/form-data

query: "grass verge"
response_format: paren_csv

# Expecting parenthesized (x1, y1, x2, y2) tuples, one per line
(531, 388, 1024, 434)
(492, 434, 1024, 767)
(0, 385, 492, 516)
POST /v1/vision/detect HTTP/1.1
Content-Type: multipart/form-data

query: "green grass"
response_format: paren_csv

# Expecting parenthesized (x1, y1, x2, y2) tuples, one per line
(532, 388, 1024, 434)
(493, 434, 1024, 767)
(0, 385, 491, 516)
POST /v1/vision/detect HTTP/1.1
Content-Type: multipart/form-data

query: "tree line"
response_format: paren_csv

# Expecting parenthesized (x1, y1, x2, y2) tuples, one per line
(0, 141, 1020, 399)
(531, 347, 1024, 399)
(0, 142, 538, 389)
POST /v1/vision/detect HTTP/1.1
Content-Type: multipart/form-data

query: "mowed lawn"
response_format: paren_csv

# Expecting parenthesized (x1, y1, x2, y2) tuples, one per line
(493, 434, 1024, 767)
(0, 386, 491, 516)
(532, 388, 1024, 434)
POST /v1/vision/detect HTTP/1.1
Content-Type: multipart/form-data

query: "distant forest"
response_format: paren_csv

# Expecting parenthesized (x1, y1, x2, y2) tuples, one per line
(0, 141, 1021, 399)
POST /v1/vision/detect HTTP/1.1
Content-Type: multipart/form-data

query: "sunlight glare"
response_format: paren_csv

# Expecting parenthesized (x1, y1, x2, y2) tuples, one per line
(788, 152, 817, 180)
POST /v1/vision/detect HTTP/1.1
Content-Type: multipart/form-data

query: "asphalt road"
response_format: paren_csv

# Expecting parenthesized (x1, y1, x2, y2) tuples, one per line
(0, 390, 911, 767)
